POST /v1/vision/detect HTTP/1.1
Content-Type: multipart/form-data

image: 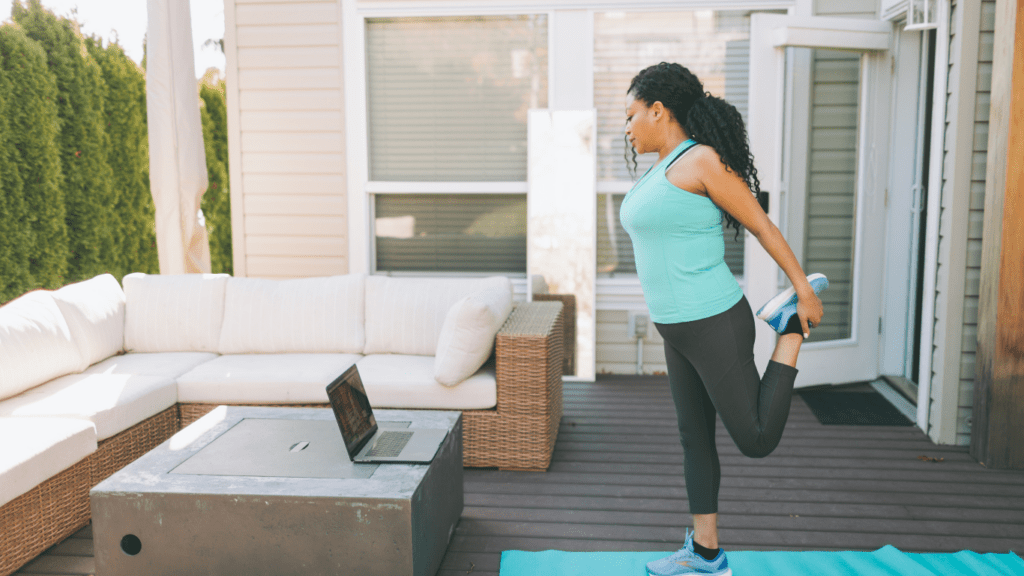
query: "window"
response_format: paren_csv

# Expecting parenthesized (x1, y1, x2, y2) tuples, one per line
(594, 10, 753, 278)
(365, 15, 547, 274)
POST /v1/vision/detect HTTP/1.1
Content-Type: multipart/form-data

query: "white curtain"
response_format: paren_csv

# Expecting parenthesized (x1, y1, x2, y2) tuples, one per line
(146, 0, 211, 274)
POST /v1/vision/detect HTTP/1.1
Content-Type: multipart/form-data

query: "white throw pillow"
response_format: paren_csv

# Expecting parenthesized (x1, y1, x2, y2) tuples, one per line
(0, 291, 86, 402)
(51, 273, 126, 367)
(363, 275, 512, 356)
(433, 287, 513, 387)
(123, 273, 229, 353)
(217, 275, 365, 354)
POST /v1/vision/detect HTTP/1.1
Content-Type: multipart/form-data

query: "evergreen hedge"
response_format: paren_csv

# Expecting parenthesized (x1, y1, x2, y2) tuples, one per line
(13, 0, 115, 284)
(0, 2, 231, 305)
(200, 75, 232, 275)
(0, 23, 67, 302)
(86, 36, 158, 279)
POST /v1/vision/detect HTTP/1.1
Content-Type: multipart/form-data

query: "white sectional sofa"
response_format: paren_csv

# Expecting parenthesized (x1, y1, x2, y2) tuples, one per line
(0, 272, 569, 576)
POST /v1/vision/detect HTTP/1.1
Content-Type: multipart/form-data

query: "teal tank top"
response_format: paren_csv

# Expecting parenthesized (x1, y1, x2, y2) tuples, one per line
(619, 139, 744, 323)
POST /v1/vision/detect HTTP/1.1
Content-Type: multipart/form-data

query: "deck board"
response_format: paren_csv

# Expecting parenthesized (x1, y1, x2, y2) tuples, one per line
(16, 375, 1024, 576)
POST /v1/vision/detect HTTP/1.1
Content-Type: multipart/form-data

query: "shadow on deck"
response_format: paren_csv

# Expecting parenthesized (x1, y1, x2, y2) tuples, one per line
(16, 375, 1024, 576)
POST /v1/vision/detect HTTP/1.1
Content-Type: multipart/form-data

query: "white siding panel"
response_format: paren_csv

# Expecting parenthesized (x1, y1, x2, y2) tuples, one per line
(246, 215, 346, 236)
(245, 194, 346, 216)
(237, 47, 339, 69)
(247, 236, 346, 257)
(246, 256, 347, 278)
(236, 24, 338, 48)
(814, 0, 877, 17)
(240, 110, 344, 132)
(240, 89, 343, 111)
(242, 153, 344, 174)
(239, 68, 341, 90)
(244, 174, 345, 195)
(595, 310, 668, 375)
(235, 3, 337, 26)
(241, 132, 345, 153)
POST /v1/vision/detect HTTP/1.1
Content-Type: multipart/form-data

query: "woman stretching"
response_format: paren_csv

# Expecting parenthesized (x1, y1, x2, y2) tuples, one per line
(620, 62, 829, 576)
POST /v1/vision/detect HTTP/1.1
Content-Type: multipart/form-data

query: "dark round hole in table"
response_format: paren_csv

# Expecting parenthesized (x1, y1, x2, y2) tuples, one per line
(120, 534, 142, 556)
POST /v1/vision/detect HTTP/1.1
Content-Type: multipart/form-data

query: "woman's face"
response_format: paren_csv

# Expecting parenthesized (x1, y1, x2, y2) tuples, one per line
(625, 93, 658, 155)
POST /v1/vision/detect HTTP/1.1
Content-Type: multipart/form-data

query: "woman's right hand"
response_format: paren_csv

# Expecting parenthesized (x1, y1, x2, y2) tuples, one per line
(795, 293, 824, 337)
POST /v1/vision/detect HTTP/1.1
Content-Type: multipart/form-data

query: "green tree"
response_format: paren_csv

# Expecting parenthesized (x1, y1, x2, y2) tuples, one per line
(0, 23, 67, 301)
(199, 71, 232, 275)
(12, 0, 114, 283)
(85, 35, 158, 280)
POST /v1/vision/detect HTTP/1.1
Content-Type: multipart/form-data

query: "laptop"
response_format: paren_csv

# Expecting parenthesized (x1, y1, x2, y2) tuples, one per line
(325, 364, 448, 464)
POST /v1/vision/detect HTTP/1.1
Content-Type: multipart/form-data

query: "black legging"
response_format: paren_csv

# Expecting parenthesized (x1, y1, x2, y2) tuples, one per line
(654, 294, 799, 515)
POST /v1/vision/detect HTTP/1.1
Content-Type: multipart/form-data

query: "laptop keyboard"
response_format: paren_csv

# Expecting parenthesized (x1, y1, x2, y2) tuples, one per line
(366, 431, 414, 458)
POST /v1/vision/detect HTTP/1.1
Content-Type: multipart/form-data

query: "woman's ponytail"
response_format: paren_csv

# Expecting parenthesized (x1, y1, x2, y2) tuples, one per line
(685, 93, 766, 241)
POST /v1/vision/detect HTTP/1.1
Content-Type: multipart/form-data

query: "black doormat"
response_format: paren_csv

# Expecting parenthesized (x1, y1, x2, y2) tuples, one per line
(797, 389, 914, 426)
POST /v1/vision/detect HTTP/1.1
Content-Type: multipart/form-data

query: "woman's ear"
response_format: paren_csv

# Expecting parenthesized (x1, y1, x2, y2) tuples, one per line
(650, 101, 665, 121)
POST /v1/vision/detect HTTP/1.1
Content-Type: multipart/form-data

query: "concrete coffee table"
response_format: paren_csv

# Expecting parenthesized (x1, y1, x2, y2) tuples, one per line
(90, 406, 463, 576)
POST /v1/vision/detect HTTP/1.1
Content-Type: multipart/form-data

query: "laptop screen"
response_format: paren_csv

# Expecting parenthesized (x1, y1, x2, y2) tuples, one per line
(326, 365, 377, 458)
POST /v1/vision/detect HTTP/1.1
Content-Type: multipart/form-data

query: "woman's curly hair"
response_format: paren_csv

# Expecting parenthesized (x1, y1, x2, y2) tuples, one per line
(625, 62, 765, 241)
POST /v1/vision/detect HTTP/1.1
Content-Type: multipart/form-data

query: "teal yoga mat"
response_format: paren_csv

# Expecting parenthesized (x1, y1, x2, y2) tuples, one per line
(499, 546, 1024, 576)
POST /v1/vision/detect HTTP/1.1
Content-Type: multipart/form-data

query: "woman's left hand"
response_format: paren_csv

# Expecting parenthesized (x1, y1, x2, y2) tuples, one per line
(796, 293, 824, 337)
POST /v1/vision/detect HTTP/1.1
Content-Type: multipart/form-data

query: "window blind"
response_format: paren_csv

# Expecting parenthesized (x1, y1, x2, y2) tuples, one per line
(594, 10, 754, 278)
(374, 194, 526, 273)
(366, 16, 548, 182)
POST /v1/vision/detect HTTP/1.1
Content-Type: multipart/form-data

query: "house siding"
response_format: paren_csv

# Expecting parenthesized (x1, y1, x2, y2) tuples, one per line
(931, 0, 983, 446)
(955, 0, 996, 446)
(229, 0, 348, 279)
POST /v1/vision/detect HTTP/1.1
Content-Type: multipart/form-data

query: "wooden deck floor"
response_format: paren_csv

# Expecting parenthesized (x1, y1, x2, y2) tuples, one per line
(16, 376, 1024, 576)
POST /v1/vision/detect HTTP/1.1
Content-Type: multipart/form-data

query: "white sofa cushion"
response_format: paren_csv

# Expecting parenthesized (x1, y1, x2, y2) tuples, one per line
(84, 352, 218, 379)
(123, 273, 229, 353)
(50, 273, 126, 367)
(218, 274, 365, 354)
(363, 275, 512, 356)
(0, 372, 178, 441)
(0, 417, 96, 507)
(176, 353, 364, 404)
(357, 354, 496, 410)
(434, 287, 512, 387)
(0, 291, 86, 402)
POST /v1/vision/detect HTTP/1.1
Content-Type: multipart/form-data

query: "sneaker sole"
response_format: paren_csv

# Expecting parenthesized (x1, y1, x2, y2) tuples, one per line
(756, 273, 827, 321)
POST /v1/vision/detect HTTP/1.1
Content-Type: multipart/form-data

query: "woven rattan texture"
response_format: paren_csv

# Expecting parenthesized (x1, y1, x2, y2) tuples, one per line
(92, 406, 180, 486)
(533, 294, 575, 376)
(0, 457, 91, 576)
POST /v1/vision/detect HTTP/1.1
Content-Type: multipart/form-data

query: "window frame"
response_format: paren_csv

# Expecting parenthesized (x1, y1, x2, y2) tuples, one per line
(342, 0, 793, 297)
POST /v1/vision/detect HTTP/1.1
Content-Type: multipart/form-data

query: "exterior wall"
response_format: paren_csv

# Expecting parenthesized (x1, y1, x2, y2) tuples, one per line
(226, 0, 348, 279)
(955, 0, 996, 445)
(596, 309, 669, 376)
(931, 0, 982, 445)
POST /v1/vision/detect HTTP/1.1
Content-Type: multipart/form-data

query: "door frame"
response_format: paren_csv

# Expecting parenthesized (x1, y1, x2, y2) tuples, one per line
(745, 13, 894, 387)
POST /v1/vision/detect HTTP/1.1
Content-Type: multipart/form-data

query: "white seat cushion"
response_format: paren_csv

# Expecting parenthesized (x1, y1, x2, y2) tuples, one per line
(0, 290, 86, 402)
(0, 372, 178, 441)
(357, 354, 496, 410)
(0, 417, 96, 507)
(363, 275, 512, 356)
(122, 273, 229, 353)
(434, 287, 512, 387)
(84, 352, 218, 380)
(50, 273, 126, 367)
(176, 353, 364, 404)
(218, 274, 365, 354)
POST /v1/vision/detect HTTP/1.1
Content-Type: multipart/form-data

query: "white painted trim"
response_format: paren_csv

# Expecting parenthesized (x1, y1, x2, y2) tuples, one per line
(365, 182, 529, 194)
(916, 0, 950, 438)
(929, 0, 981, 445)
(770, 16, 892, 50)
(869, 379, 918, 422)
(882, 0, 909, 21)
(224, 0, 247, 277)
(597, 181, 633, 193)
(343, 0, 371, 274)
